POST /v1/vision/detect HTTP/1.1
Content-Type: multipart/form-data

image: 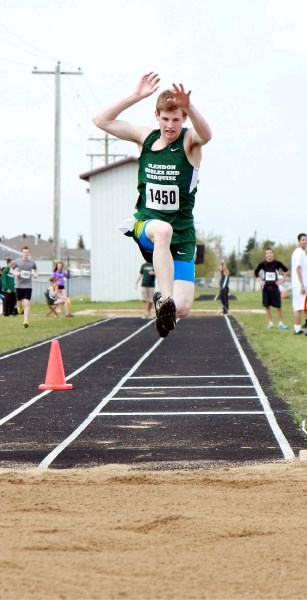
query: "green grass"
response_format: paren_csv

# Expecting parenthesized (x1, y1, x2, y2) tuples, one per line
(1, 291, 306, 432)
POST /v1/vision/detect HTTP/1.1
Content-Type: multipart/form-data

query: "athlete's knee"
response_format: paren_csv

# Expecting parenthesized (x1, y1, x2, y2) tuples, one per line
(176, 299, 192, 319)
(151, 221, 173, 245)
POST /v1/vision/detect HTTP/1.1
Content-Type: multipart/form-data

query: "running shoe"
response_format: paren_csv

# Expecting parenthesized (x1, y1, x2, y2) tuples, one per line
(155, 319, 170, 338)
(153, 291, 176, 337)
(23, 322, 29, 328)
(278, 324, 289, 330)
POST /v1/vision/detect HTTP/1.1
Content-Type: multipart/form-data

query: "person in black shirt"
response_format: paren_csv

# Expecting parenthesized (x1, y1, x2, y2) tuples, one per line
(219, 260, 230, 314)
(254, 248, 289, 330)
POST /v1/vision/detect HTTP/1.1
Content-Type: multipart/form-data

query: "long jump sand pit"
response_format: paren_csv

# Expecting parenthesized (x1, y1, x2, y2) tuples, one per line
(0, 460, 306, 600)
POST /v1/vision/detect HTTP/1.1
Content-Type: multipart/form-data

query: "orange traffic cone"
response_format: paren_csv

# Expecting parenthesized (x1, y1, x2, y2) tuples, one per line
(38, 340, 73, 390)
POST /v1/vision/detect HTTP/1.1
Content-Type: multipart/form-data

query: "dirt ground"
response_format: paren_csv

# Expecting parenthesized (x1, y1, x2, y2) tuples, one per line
(0, 461, 306, 600)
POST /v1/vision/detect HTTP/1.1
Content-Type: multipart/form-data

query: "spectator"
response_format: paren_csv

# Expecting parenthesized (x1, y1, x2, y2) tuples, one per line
(291, 233, 307, 335)
(135, 262, 156, 319)
(1, 258, 16, 316)
(52, 261, 70, 299)
(46, 278, 74, 318)
(254, 248, 289, 330)
(219, 260, 230, 315)
(0, 267, 4, 302)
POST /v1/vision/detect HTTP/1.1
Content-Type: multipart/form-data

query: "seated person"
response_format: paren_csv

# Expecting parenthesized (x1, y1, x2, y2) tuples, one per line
(46, 278, 74, 317)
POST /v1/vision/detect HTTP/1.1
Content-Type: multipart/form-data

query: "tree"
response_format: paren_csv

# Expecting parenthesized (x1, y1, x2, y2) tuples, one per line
(226, 250, 238, 276)
(195, 231, 224, 277)
(77, 234, 85, 249)
(241, 236, 257, 269)
(261, 239, 275, 249)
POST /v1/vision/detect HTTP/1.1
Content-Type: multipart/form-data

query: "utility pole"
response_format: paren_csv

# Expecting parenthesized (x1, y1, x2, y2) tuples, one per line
(32, 61, 82, 260)
(87, 135, 127, 168)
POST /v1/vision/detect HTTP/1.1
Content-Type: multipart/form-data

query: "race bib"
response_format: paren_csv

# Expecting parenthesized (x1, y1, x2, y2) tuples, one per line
(146, 183, 179, 211)
(20, 270, 31, 279)
(265, 272, 276, 282)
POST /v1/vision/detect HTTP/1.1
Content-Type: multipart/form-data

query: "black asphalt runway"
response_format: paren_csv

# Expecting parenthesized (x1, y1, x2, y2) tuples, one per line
(0, 316, 305, 470)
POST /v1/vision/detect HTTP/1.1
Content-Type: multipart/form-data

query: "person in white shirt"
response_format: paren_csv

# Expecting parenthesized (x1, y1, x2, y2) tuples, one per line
(291, 233, 307, 335)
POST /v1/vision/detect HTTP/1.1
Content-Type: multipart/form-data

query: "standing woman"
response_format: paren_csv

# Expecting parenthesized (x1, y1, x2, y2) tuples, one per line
(219, 260, 230, 315)
(52, 262, 70, 299)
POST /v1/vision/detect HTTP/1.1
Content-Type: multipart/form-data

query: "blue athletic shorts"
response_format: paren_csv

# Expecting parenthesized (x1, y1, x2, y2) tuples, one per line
(135, 220, 195, 283)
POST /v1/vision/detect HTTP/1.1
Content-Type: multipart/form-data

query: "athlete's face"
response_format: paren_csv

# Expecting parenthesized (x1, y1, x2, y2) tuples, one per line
(155, 108, 186, 143)
(265, 250, 273, 262)
(22, 248, 30, 260)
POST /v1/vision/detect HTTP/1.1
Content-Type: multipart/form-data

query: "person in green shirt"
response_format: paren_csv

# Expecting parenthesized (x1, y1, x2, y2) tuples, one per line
(1, 258, 16, 317)
(135, 262, 156, 319)
(93, 72, 212, 337)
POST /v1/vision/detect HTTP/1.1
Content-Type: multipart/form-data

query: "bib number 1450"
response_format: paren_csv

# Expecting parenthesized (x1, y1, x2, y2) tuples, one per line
(146, 183, 179, 211)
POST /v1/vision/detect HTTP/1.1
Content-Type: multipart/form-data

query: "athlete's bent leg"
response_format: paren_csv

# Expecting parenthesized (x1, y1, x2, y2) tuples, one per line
(173, 259, 195, 318)
(173, 280, 194, 318)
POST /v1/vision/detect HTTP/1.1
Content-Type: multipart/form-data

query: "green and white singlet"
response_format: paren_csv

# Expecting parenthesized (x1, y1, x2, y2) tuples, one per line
(134, 128, 199, 261)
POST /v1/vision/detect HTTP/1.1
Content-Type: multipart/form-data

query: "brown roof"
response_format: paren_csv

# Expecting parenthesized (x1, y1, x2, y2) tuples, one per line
(79, 156, 138, 181)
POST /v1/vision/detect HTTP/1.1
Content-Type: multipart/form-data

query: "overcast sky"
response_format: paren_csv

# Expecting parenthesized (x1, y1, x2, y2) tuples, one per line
(1, 0, 306, 255)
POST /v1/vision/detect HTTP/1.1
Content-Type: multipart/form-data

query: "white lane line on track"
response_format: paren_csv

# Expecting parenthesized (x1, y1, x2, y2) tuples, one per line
(38, 333, 164, 470)
(122, 385, 255, 389)
(113, 396, 258, 400)
(0, 317, 117, 361)
(224, 315, 295, 460)
(130, 375, 250, 379)
(0, 390, 51, 427)
(98, 411, 265, 416)
(0, 319, 153, 428)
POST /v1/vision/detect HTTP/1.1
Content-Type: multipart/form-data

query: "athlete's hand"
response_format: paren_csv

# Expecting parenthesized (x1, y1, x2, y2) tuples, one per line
(134, 72, 160, 99)
(169, 83, 191, 111)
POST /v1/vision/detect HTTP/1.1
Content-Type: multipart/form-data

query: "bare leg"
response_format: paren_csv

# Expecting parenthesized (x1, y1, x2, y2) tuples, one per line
(145, 221, 174, 300)
(277, 308, 284, 322)
(173, 280, 195, 318)
(265, 307, 273, 323)
(23, 299, 30, 324)
(294, 310, 302, 327)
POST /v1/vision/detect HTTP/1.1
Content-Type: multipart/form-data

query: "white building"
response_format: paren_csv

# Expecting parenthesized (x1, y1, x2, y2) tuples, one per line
(80, 157, 145, 301)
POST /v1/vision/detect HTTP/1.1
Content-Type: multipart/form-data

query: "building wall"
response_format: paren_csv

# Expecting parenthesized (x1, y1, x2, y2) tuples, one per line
(90, 161, 144, 301)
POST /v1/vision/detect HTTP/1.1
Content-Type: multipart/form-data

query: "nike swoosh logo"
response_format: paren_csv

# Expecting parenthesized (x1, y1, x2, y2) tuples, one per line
(171, 148, 179, 152)
(177, 251, 186, 255)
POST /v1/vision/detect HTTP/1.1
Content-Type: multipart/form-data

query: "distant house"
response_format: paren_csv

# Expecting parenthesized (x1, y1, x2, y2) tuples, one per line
(0, 234, 90, 275)
(80, 157, 142, 301)
(0, 242, 21, 262)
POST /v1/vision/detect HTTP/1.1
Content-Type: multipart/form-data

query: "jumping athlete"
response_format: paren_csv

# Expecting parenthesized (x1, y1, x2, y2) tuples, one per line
(92, 72, 212, 337)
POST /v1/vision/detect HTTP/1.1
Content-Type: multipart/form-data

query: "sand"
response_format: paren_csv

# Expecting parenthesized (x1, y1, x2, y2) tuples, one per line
(0, 460, 306, 600)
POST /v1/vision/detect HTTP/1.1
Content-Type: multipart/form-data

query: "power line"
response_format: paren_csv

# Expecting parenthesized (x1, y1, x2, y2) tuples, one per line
(0, 20, 82, 68)
(0, 21, 57, 61)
